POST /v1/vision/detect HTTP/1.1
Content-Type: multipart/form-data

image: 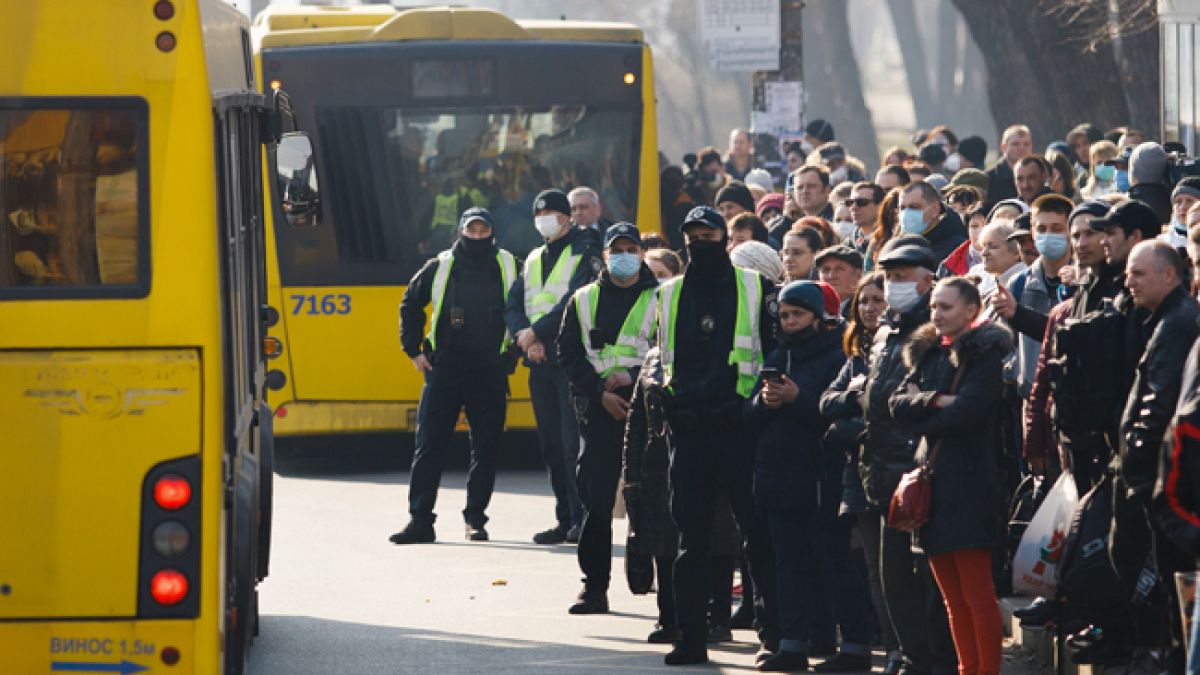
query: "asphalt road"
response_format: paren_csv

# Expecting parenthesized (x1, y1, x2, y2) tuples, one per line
(246, 436, 1037, 675)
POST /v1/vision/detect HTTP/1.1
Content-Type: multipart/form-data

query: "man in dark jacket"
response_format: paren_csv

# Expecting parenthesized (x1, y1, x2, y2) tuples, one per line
(986, 124, 1032, 204)
(505, 189, 604, 544)
(1128, 142, 1172, 226)
(897, 181, 967, 263)
(1118, 240, 1200, 665)
(658, 206, 780, 665)
(392, 208, 518, 544)
(748, 281, 872, 673)
(558, 223, 659, 614)
(861, 235, 956, 675)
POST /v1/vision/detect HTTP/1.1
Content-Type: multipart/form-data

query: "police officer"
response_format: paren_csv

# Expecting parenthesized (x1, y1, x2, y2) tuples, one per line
(391, 207, 518, 544)
(558, 223, 659, 614)
(657, 206, 781, 666)
(505, 189, 604, 544)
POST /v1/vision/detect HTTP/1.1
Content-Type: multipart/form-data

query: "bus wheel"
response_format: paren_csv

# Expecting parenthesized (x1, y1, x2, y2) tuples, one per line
(257, 404, 274, 581)
(226, 455, 258, 674)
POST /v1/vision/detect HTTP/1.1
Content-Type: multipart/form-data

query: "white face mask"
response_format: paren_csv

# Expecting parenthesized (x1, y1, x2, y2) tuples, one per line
(944, 153, 962, 173)
(830, 166, 848, 185)
(885, 280, 921, 313)
(534, 214, 563, 239)
(833, 220, 857, 240)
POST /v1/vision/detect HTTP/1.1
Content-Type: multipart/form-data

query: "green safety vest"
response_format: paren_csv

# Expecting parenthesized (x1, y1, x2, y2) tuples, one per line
(573, 282, 658, 377)
(427, 248, 518, 352)
(431, 193, 460, 230)
(657, 267, 763, 398)
(523, 243, 583, 323)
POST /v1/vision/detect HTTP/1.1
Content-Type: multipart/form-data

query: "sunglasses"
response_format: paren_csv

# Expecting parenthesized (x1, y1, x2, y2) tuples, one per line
(843, 198, 875, 207)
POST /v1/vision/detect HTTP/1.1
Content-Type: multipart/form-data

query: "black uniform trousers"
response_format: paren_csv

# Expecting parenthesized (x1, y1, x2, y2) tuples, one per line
(878, 512, 958, 675)
(577, 405, 625, 593)
(407, 355, 507, 528)
(669, 424, 780, 648)
(528, 364, 583, 529)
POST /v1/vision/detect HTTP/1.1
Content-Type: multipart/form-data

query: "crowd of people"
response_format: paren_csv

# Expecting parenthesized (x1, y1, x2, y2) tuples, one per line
(392, 116, 1200, 674)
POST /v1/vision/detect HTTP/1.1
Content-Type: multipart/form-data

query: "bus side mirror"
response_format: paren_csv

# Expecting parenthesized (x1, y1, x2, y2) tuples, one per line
(276, 132, 321, 229)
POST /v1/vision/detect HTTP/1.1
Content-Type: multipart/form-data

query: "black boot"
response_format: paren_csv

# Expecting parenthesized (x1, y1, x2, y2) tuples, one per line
(568, 588, 609, 615)
(757, 650, 809, 672)
(664, 642, 708, 666)
(388, 521, 435, 544)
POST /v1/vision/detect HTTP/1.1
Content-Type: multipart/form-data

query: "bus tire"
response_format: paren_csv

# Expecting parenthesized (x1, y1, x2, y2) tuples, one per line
(227, 452, 258, 675)
(257, 404, 274, 581)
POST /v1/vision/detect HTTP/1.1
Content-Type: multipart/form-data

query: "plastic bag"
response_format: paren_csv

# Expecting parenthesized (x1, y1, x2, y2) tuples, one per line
(1012, 472, 1078, 597)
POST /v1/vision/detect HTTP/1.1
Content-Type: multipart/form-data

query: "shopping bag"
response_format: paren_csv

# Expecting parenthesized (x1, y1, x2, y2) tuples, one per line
(1012, 472, 1078, 596)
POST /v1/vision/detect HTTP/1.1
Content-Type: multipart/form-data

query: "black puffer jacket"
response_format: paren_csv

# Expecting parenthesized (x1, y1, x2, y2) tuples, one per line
(745, 325, 848, 511)
(623, 348, 676, 558)
(888, 321, 1013, 556)
(819, 354, 871, 515)
(860, 295, 932, 506)
(1119, 286, 1200, 501)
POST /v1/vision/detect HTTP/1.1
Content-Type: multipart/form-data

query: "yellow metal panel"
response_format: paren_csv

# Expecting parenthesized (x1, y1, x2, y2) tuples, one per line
(638, 46, 662, 236)
(0, 618, 204, 674)
(0, 350, 201, 619)
(518, 20, 645, 43)
(254, 4, 396, 31)
(271, 398, 535, 436)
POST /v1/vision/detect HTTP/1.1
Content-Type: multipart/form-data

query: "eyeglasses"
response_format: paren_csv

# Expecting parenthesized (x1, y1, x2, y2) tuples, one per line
(843, 198, 875, 207)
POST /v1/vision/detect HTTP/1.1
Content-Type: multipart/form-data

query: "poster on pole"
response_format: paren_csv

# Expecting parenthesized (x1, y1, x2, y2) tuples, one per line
(699, 0, 781, 72)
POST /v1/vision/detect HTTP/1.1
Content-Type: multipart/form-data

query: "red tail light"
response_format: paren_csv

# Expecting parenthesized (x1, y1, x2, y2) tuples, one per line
(154, 475, 191, 510)
(153, 1, 175, 20)
(150, 570, 188, 606)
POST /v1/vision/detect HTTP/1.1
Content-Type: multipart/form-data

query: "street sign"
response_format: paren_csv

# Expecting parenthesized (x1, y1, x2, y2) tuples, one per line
(699, 0, 781, 72)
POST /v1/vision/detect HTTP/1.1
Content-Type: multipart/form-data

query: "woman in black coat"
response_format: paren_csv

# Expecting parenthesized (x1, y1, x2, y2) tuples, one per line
(818, 272, 900, 672)
(747, 280, 872, 673)
(888, 277, 1012, 675)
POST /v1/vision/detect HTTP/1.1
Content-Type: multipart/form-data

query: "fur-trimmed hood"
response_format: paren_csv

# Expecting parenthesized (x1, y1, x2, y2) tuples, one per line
(902, 320, 1013, 369)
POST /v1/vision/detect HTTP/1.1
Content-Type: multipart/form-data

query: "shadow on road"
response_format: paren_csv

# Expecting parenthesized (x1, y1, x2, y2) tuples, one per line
(275, 431, 546, 481)
(248, 615, 750, 674)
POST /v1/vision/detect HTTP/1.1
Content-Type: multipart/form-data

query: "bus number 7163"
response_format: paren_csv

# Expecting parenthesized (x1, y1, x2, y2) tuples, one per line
(290, 293, 351, 316)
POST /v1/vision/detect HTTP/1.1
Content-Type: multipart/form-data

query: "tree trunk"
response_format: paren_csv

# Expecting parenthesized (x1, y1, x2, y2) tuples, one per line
(1113, 0, 1160, 136)
(952, 0, 1134, 144)
(801, 0, 878, 166)
(935, 0, 960, 129)
(887, 0, 938, 130)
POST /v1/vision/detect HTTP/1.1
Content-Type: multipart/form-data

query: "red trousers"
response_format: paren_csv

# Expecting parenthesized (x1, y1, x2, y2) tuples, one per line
(929, 548, 1003, 675)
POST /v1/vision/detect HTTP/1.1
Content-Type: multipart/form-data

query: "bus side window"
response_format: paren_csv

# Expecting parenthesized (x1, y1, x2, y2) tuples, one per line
(276, 132, 320, 228)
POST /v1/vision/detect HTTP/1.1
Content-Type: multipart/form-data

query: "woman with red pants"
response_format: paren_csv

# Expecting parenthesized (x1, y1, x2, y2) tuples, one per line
(888, 277, 1013, 675)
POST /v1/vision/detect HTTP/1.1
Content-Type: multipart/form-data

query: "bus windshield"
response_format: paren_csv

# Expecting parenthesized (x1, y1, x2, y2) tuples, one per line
(298, 103, 638, 284)
(0, 101, 147, 295)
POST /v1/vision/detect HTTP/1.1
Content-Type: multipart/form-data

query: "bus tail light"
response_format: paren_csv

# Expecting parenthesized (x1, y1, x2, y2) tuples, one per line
(623, 72, 636, 86)
(139, 457, 201, 618)
(155, 31, 176, 52)
(154, 475, 191, 510)
(263, 336, 283, 359)
(275, 405, 287, 419)
(153, 1, 175, 20)
(150, 570, 189, 606)
(152, 521, 191, 558)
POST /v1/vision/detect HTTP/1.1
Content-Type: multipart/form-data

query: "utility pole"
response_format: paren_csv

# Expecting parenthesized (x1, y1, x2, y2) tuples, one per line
(752, 1, 804, 120)
(748, 0, 806, 181)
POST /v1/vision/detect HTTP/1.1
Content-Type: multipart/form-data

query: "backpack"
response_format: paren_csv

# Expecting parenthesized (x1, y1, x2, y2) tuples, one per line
(1154, 394, 1200, 556)
(1007, 474, 1047, 558)
(1057, 474, 1158, 618)
(1048, 298, 1126, 438)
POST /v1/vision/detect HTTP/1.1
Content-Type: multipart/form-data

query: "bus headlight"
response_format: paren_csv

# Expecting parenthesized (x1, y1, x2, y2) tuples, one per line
(152, 521, 191, 558)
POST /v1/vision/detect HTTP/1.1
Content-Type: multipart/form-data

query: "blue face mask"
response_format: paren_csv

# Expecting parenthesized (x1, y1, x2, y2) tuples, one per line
(900, 207, 927, 234)
(607, 252, 641, 279)
(1094, 164, 1116, 182)
(1034, 233, 1070, 261)
(1115, 169, 1130, 192)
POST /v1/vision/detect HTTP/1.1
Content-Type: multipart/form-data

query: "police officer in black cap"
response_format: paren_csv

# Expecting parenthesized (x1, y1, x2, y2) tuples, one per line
(558, 222, 660, 614)
(391, 207, 520, 544)
(656, 205, 781, 666)
(505, 188, 604, 544)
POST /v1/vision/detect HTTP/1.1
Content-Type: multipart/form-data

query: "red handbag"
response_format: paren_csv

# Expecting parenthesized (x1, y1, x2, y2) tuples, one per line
(887, 366, 965, 533)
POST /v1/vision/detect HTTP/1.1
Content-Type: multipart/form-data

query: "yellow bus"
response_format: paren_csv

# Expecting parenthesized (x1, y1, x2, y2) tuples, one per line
(252, 5, 660, 436)
(0, 1, 292, 672)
